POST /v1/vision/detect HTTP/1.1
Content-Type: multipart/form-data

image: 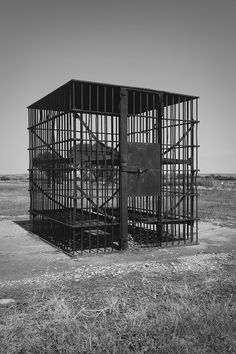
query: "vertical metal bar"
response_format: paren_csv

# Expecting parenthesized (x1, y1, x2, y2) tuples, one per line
(190, 99, 194, 242)
(186, 100, 189, 241)
(164, 96, 168, 245)
(195, 98, 199, 244)
(80, 113, 84, 226)
(28, 110, 32, 222)
(119, 88, 128, 250)
(139, 93, 142, 241)
(157, 93, 163, 243)
(73, 112, 77, 228)
(170, 114, 173, 240)
(172, 95, 176, 244)
(133, 91, 137, 239)
(178, 97, 181, 244)
(182, 98, 186, 243)
(111, 88, 114, 230)
(72, 81, 76, 110)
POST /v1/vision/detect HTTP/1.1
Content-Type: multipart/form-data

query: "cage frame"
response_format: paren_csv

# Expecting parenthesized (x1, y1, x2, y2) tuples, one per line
(28, 79, 199, 255)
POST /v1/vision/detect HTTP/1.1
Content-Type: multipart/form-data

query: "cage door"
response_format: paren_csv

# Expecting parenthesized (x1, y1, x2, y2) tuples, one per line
(127, 142, 161, 196)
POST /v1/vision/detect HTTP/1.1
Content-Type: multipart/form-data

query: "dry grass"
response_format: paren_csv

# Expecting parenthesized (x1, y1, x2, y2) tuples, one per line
(1, 264, 236, 354)
(198, 189, 236, 224)
(0, 182, 29, 217)
(0, 176, 236, 352)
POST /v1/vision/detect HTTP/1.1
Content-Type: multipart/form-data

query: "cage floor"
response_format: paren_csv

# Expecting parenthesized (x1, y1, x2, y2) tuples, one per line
(40, 231, 117, 254)
(31, 208, 119, 228)
(30, 208, 197, 254)
(128, 225, 196, 246)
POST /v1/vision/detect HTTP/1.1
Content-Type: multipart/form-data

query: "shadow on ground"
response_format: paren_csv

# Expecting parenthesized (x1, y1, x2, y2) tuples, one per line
(0, 218, 235, 283)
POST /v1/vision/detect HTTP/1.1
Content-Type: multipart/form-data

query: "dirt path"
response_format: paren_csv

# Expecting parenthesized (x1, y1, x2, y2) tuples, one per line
(0, 219, 235, 284)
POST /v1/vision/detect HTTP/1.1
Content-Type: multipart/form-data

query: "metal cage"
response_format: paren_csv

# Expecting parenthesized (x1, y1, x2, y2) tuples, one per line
(28, 80, 199, 255)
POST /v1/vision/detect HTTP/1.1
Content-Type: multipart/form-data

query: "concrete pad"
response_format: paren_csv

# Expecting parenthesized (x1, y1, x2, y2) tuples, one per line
(0, 220, 235, 283)
(0, 220, 74, 282)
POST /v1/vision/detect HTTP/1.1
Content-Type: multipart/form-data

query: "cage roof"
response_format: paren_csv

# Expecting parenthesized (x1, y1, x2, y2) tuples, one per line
(28, 79, 199, 113)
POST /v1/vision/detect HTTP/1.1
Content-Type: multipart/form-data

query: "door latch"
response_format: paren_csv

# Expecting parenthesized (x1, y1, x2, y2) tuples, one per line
(122, 167, 149, 178)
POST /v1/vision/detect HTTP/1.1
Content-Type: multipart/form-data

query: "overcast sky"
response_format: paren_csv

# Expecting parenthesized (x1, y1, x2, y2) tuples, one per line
(0, 0, 235, 174)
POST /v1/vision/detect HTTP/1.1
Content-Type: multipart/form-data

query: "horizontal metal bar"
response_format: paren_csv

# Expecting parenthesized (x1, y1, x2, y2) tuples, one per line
(72, 108, 120, 117)
(28, 110, 71, 129)
(30, 210, 119, 228)
(162, 158, 192, 165)
(33, 157, 72, 165)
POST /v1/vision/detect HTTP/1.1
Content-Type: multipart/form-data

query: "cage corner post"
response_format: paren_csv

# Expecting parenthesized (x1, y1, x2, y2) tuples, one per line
(119, 87, 128, 250)
(195, 97, 199, 244)
(72, 81, 77, 255)
(28, 108, 33, 225)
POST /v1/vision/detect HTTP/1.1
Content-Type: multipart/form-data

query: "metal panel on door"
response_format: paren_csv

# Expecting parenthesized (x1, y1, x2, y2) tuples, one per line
(127, 143, 161, 196)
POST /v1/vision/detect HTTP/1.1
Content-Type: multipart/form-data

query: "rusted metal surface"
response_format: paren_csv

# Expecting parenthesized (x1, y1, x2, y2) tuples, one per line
(28, 80, 199, 255)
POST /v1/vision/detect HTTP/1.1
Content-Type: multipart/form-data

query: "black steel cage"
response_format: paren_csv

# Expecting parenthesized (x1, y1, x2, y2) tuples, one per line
(28, 80, 199, 255)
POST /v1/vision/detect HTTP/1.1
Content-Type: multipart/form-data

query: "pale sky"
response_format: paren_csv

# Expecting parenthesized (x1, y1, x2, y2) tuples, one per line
(0, 0, 235, 174)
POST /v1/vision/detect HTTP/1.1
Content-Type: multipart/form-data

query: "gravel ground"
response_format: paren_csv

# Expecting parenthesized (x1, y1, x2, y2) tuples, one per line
(0, 252, 234, 290)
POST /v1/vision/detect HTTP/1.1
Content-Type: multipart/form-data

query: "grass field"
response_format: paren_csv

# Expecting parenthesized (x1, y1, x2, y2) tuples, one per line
(198, 189, 236, 226)
(1, 256, 235, 353)
(0, 182, 29, 217)
(0, 175, 236, 353)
